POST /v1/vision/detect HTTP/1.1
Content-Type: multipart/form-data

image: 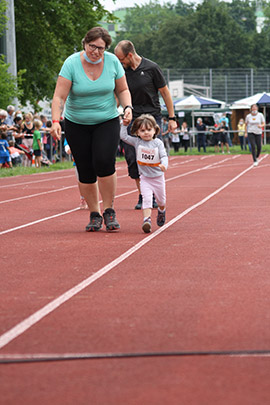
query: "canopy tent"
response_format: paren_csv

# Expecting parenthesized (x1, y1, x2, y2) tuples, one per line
(161, 95, 226, 131)
(230, 92, 270, 144)
(173, 95, 226, 111)
(230, 92, 270, 109)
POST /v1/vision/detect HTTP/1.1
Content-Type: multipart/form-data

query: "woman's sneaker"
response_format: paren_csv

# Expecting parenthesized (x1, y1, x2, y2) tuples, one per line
(103, 208, 120, 231)
(85, 212, 103, 232)
(142, 217, 151, 233)
(157, 209, 166, 227)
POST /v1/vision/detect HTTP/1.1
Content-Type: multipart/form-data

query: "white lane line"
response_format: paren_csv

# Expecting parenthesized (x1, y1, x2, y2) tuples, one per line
(0, 161, 258, 349)
(0, 185, 77, 205)
(0, 189, 138, 236)
(0, 157, 246, 235)
(0, 174, 76, 189)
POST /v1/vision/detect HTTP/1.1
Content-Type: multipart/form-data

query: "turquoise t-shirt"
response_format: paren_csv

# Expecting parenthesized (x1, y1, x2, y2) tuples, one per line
(59, 51, 125, 125)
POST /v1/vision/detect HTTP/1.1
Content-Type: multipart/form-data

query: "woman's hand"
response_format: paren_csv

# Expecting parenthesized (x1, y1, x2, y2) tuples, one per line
(50, 122, 62, 141)
(123, 107, 132, 126)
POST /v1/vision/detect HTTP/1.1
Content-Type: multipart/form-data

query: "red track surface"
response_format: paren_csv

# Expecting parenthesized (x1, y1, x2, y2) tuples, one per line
(1, 154, 270, 404)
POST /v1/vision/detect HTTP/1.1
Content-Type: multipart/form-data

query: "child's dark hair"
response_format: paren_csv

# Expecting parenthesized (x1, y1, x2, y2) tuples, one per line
(131, 114, 160, 138)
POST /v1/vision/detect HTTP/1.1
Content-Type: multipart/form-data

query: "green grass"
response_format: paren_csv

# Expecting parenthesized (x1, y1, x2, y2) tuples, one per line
(0, 161, 74, 178)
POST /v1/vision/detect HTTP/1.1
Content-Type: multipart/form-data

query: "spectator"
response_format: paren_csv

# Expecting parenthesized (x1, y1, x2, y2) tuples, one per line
(237, 118, 246, 150)
(8, 140, 25, 166)
(32, 119, 43, 168)
(171, 126, 181, 152)
(210, 124, 221, 153)
(180, 121, 190, 152)
(219, 121, 230, 154)
(0, 109, 8, 126)
(114, 40, 176, 210)
(196, 118, 207, 153)
(22, 112, 34, 146)
(13, 116, 24, 145)
(0, 131, 12, 168)
(4, 105, 15, 126)
(245, 104, 265, 167)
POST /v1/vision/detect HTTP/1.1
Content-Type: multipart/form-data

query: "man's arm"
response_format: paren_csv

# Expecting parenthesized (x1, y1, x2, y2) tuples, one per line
(158, 85, 177, 132)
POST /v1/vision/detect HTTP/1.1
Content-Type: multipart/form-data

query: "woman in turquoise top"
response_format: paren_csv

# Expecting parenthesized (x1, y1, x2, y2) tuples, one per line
(50, 27, 132, 232)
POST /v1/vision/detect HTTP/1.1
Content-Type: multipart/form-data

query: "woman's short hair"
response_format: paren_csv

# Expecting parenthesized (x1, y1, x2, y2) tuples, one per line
(82, 27, 112, 50)
(131, 114, 160, 138)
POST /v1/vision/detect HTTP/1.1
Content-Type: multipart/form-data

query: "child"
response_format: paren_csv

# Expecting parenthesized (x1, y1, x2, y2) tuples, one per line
(120, 114, 168, 233)
(32, 119, 43, 167)
(0, 131, 12, 168)
(8, 140, 25, 166)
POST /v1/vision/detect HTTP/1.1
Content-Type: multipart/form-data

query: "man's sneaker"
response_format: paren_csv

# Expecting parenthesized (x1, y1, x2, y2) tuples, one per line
(152, 194, 158, 209)
(86, 212, 103, 232)
(135, 194, 142, 210)
(103, 208, 120, 231)
(157, 209, 166, 227)
(142, 217, 151, 233)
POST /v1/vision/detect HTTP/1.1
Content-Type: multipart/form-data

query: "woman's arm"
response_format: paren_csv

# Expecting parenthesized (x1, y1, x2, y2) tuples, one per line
(50, 76, 72, 140)
(115, 75, 132, 126)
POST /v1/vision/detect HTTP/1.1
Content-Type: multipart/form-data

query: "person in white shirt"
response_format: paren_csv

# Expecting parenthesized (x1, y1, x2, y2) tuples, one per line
(245, 104, 265, 167)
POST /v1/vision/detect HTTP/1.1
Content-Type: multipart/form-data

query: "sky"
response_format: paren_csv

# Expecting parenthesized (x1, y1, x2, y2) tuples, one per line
(100, 0, 201, 12)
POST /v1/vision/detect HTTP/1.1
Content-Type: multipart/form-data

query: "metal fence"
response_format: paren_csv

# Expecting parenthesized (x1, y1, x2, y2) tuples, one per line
(162, 68, 270, 104)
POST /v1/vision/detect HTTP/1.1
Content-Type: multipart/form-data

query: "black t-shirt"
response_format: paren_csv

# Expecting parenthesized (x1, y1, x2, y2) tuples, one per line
(125, 57, 166, 118)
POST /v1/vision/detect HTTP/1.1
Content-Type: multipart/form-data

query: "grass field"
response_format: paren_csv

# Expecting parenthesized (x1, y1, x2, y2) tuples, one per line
(1, 144, 270, 178)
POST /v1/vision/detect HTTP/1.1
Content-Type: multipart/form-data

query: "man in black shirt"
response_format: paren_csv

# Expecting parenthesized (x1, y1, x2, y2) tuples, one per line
(114, 40, 177, 209)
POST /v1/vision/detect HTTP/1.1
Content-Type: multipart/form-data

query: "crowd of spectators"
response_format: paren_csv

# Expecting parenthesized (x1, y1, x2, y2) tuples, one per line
(0, 105, 65, 168)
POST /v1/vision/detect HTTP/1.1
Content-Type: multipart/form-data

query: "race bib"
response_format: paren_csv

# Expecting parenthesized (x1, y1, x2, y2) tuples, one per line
(137, 145, 160, 167)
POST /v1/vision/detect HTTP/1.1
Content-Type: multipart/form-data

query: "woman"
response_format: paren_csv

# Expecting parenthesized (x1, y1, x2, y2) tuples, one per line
(245, 104, 265, 167)
(50, 27, 132, 232)
(180, 121, 190, 152)
(237, 118, 246, 150)
(22, 113, 34, 167)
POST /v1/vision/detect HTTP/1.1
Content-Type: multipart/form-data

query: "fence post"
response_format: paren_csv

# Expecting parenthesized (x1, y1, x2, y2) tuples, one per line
(209, 68, 212, 98)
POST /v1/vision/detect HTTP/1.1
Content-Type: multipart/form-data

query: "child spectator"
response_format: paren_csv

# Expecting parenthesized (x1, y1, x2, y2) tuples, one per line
(33, 119, 43, 168)
(120, 114, 168, 233)
(8, 140, 25, 166)
(0, 131, 12, 168)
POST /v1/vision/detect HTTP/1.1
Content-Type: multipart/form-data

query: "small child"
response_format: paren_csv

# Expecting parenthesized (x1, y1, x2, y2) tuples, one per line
(33, 119, 43, 167)
(0, 131, 12, 168)
(120, 114, 168, 233)
(8, 140, 25, 166)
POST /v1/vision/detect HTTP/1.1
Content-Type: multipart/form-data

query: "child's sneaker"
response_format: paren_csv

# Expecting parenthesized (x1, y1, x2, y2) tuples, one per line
(157, 209, 166, 227)
(142, 217, 151, 233)
(85, 212, 103, 232)
(79, 197, 88, 209)
(103, 208, 120, 231)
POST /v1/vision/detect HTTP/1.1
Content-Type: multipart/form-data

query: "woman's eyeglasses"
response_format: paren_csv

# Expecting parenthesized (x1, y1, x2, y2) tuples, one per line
(88, 43, 106, 53)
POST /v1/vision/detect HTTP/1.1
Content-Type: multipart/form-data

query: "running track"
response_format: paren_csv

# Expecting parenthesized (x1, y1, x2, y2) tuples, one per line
(1, 154, 270, 404)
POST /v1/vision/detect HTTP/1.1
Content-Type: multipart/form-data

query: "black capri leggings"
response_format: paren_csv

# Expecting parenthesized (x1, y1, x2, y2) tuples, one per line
(248, 132, 262, 162)
(65, 117, 120, 184)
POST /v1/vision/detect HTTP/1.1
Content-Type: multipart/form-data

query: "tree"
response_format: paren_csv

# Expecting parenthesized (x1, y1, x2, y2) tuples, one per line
(14, 0, 115, 107)
(0, 0, 24, 108)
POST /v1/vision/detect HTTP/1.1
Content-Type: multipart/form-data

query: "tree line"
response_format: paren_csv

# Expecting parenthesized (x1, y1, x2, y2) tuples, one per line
(1, 0, 270, 109)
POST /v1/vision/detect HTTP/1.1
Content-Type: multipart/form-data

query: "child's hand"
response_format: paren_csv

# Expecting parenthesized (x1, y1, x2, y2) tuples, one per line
(159, 164, 167, 172)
